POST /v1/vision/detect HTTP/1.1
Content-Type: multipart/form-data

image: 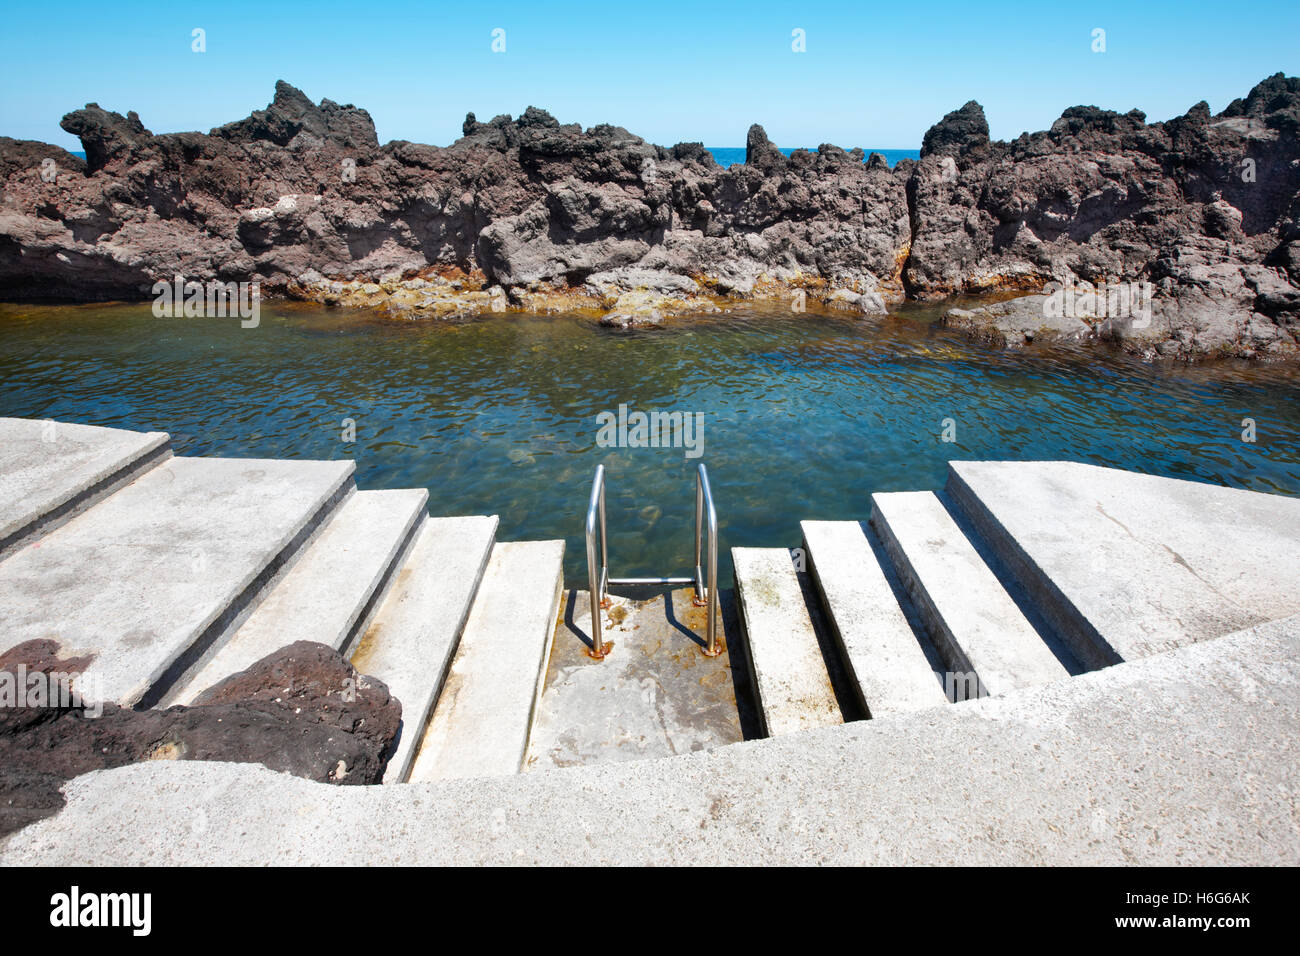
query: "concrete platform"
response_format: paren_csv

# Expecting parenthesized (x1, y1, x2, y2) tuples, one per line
(0, 455, 354, 707)
(0, 417, 170, 559)
(733, 547, 843, 736)
(802, 520, 949, 716)
(947, 460, 1300, 666)
(9, 613, 1296, 866)
(871, 491, 1069, 698)
(348, 514, 497, 784)
(164, 488, 429, 706)
(525, 587, 746, 771)
(408, 540, 565, 783)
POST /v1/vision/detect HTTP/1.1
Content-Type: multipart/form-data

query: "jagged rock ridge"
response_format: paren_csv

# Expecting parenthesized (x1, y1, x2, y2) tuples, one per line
(1, 74, 1298, 359)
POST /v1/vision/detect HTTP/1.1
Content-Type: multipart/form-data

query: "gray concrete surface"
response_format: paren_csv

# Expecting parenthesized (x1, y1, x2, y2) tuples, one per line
(165, 488, 429, 706)
(6, 614, 1296, 866)
(348, 515, 497, 784)
(871, 491, 1070, 697)
(802, 520, 950, 716)
(733, 547, 842, 736)
(408, 540, 564, 782)
(0, 455, 354, 706)
(947, 460, 1300, 665)
(525, 587, 745, 771)
(0, 417, 170, 559)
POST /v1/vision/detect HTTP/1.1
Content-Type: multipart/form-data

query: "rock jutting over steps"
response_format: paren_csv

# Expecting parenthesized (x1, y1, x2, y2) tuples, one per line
(3, 75, 1299, 358)
(0, 639, 402, 838)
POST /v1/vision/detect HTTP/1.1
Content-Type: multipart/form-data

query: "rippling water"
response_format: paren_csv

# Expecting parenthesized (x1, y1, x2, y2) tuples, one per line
(2, 299, 1298, 586)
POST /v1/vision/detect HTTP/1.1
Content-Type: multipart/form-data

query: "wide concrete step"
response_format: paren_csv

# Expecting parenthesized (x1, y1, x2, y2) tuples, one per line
(802, 520, 949, 717)
(870, 491, 1069, 698)
(163, 488, 430, 706)
(407, 539, 565, 783)
(946, 459, 1300, 668)
(348, 514, 498, 784)
(0, 455, 355, 707)
(732, 547, 843, 737)
(0, 417, 171, 559)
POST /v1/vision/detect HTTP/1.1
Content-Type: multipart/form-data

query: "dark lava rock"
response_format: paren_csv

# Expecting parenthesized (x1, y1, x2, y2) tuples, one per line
(920, 100, 990, 159)
(211, 79, 378, 150)
(0, 639, 401, 838)
(3, 74, 1300, 358)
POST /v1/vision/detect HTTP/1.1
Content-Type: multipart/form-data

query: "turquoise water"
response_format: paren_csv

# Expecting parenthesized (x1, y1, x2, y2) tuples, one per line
(706, 147, 919, 167)
(2, 300, 1297, 586)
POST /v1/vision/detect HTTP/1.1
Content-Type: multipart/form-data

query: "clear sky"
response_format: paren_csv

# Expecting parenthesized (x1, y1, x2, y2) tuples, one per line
(2, 0, 1297, 152)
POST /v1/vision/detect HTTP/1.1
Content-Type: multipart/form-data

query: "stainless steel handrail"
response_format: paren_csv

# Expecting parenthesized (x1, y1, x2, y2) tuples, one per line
(693, 463, 721, 656)
(583, 462, 720, 659)
(585, 464, 610, 658)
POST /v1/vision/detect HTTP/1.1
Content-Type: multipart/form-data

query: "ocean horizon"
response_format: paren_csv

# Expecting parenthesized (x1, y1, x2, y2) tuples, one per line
(706, 146, 919, 168)
(61, 147, 921, 167)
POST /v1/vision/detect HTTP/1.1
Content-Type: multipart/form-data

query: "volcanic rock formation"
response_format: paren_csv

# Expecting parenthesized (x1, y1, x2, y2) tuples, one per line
(2, 75, 1298, 358)
(0, 638, 401, 836)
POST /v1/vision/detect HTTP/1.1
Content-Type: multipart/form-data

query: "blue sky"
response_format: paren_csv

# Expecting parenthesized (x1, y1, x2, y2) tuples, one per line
(2, 0, 1297, 152)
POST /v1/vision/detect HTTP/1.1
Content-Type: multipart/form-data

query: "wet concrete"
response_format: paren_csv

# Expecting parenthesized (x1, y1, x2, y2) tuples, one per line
(524, 586, 759, 771)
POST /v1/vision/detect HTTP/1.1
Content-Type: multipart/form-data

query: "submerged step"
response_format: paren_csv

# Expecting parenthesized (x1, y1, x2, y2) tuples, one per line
(732, 547, 842, 737)
(870, 491, 1069, 698)
(348, 514, 498, 784)
(0, 455, 355, 707)
(163, 487, 429, 706)
(0, 417, 171, 559)
(801, 520, 949, 716)
(407, 539, 565, 783)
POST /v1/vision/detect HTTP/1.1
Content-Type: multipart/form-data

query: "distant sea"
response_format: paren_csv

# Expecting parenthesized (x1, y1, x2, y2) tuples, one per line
(69, 148, 921, 167)
(707, 147, 919, 168)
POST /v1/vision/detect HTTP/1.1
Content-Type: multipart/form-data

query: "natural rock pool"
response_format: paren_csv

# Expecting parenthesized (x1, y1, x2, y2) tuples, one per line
(3, 300, 1298, 586)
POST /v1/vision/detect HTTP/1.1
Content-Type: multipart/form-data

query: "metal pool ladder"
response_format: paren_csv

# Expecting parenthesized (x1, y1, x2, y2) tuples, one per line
(584, 462, 720, 659)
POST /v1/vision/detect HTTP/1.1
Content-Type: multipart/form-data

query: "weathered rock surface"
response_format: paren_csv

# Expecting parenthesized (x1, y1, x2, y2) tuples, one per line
(0, 638, 400, 836)
(942, 295, 1094, 348)
(908, 74, 1300, 359)
(2, 75, 1299, 358)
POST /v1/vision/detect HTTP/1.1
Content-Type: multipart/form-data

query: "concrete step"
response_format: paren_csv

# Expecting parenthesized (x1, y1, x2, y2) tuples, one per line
(163, 488, 430, 706)
(347, 514, 498, 784)
(0, 455, 355, 707)
(801, 520, 949, 717)
(407, 539, 565, 783)
(870, 491, 1069, 699)
(945, 459, 1300, 667)
(732, 547, 843, 737)
(0, 417, 171, 560)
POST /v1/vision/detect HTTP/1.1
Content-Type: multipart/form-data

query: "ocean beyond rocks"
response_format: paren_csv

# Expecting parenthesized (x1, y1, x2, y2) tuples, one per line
(1, 75, 1299, 360)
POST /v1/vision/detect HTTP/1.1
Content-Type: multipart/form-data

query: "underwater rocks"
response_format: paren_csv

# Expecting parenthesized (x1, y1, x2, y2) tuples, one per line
(0, 639, 401, 837)
(1, 75, 1299, 358)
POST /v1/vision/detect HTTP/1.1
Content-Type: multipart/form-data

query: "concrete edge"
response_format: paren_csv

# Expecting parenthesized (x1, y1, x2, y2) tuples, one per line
(7, 612, 1297, 865)
(800, 523, 871, 718)
(335, 490, 430, 658)
(0, 432, 173, 562)
(381, 514, 500, 784)
(521, 540, 566, 775)
(944, 461, 1121, 670)
(132, 461, 358, 709)
(868, 493, 978, 687)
